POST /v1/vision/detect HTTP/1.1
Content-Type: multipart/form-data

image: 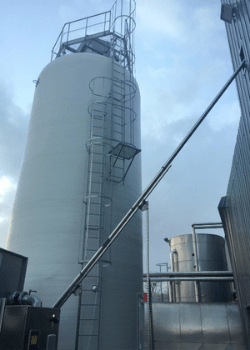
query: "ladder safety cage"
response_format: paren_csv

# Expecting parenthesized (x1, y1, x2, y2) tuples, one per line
(51, 2, 140, 349)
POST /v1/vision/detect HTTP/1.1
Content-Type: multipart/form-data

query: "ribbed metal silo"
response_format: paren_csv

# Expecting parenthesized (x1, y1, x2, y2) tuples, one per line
(6, 2, 142, 349)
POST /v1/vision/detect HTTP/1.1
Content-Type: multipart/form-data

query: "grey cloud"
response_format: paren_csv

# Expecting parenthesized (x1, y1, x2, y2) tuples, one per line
(0, 81, 29, 179)
(0, 81, 29, 246)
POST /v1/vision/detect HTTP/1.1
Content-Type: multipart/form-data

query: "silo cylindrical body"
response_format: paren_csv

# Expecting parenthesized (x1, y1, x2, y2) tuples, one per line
(6, 53, 142, 349)
(170, 234, 232, 303)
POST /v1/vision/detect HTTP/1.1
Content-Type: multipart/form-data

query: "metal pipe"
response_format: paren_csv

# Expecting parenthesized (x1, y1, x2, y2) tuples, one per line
(170, 250, 177, 303)
(194, 278, 200, 303)
(7, 291, 43, 308)
(158, 263, 169, 302)
(170, 249, 181, 302)
(191, 222, 223, 229)
(191, 222, 224, 302)
(144, 201, 151, 348)
(53, 60, 245, 309)
(190, 223, 225, 269)
(170, 250, 177, 271)
(143, 271, 233, 278)
(21, 294, 42, 308)
(171, 281, 175, 303)
(191, 225, 199, 271)
(168, 281, 173, 303)
(156, 264, 163, 302)
(143, 277, 234, 282)
(191, 225, 200, 302)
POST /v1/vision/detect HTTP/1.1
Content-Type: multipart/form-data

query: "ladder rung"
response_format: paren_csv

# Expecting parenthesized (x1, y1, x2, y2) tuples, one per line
(80, 318, 99, 321)
(91, 153, 105, 156)
(83, 241, 99, 244)
(85, 226, 101, 231)
(90, 169, 103, 173)
(78, 335, 99, 337)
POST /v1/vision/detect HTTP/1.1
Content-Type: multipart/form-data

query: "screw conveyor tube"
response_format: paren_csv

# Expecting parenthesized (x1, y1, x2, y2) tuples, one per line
(53, 60, 245, 310)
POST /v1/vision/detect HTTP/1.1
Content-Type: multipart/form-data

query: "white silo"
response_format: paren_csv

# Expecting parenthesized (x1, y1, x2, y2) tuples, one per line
(6, 2, 142, 349)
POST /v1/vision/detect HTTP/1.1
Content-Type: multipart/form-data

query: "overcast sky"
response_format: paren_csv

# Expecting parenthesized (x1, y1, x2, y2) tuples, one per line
(1, 0, 240, 272)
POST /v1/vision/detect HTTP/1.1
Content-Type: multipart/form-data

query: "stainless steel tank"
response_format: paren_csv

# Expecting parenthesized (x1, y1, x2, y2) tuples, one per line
(170, 234, 231, 302)
(6, 52, 142, 349)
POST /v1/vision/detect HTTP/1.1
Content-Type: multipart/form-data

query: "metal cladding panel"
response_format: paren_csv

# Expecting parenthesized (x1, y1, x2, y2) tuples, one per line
(219, 0, 250, 347)
(179, 303, 202, 343)
(149, 302, 181, 343)
(6, 53, 142, 350)
(0, 306, 60, 350)
(170, 234, 231, 302)
(144, 303, 247, 350)
(0, 248, 27, 298)
(201, 303, 230, 344)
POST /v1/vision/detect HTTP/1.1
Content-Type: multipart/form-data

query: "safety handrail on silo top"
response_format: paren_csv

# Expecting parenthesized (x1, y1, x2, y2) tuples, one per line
(52, 59, 245, 309)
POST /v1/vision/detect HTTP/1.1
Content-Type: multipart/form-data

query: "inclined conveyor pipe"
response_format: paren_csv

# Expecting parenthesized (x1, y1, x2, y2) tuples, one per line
(53, 59, 245, 310)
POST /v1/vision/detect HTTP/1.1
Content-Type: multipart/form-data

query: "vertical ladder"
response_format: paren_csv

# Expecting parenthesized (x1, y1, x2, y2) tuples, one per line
(108, 14, 137, 183)
(76, 3, 138, 347)
(77, 101, 107, 350)
(109, 59, 127, 182)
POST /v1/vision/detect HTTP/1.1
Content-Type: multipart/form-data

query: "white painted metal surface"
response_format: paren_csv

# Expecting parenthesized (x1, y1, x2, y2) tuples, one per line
(6, 52, 142, 349)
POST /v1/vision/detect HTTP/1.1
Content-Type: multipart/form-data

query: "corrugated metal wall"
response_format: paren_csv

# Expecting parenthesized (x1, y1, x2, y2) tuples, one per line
(219, 0, 250, 346)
